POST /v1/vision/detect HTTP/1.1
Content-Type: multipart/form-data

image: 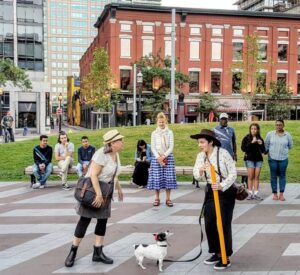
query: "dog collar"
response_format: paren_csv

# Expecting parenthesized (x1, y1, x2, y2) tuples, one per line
(158, 244, 167, 247)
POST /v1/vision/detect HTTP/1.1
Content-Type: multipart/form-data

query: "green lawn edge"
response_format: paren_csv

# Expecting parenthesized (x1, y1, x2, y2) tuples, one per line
(0, 121, 299, 182)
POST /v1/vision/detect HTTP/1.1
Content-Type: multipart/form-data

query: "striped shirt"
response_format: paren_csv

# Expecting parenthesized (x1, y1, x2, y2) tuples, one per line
(265, 130, 293, 161)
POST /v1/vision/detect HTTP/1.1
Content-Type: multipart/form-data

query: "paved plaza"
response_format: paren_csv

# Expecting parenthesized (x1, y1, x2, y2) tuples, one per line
(0, 181, 300, 275)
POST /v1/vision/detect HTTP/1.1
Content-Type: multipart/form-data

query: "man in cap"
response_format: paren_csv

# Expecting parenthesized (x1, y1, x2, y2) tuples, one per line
(213, 113, 237, 161)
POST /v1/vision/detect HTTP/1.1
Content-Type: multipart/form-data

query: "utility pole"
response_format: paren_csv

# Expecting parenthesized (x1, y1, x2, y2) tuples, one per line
(170, 8, 176, 124)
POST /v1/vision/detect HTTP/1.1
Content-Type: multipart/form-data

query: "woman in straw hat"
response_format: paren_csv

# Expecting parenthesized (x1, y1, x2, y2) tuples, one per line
(191, 129, 237, 271)
(65, 129, 124, 268)
(148, 112, 177, 207)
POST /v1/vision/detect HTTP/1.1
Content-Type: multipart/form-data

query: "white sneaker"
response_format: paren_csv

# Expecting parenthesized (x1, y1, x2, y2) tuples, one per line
(253, 193, 263, 201)
(39, 185, 45, 189)
(32, 182, 41, 189)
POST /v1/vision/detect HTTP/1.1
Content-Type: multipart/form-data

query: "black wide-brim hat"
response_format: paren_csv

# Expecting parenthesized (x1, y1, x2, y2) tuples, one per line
(190, 129, 221, 147)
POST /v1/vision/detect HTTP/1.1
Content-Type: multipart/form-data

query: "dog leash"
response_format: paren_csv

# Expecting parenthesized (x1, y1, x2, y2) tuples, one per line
(163, 190, 207, 263)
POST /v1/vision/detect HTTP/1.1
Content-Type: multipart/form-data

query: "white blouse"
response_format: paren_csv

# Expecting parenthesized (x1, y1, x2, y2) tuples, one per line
(86, 147, 121, 183)
(193, 146, 237, 191)
(151, 127, 174, 159)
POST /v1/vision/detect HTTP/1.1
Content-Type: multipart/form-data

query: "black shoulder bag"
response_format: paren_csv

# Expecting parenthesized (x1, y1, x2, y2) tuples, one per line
(74, 164, 118, 208)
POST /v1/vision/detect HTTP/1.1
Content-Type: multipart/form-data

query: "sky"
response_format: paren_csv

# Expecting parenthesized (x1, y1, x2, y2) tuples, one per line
(161, 0, 237, 10)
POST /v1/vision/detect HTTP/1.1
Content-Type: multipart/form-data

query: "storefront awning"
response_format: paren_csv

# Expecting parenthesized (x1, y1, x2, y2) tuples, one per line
(217, 98, 250, 112)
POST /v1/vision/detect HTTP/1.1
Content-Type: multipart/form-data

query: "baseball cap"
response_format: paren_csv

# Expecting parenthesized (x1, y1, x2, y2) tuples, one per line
(219, 113, 229, 119)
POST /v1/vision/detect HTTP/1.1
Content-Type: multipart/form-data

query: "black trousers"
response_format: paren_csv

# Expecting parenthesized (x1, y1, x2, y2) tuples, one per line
(204, 184, 236, 257)
(74, 216, 108, 238)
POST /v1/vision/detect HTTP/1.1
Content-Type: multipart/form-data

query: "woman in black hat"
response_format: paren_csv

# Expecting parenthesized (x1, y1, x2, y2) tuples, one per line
(191, 129, 237, 271)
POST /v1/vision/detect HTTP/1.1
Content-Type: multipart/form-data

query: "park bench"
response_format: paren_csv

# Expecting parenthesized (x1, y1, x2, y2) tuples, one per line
(24, 165, 247, 185)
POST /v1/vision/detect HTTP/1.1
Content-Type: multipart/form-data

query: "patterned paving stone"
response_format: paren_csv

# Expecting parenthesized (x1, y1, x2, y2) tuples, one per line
(0, 182, 300, 274)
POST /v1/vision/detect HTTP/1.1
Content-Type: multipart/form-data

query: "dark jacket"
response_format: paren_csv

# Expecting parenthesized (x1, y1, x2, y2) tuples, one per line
(241, 135, 265, 162)
(33, 145, 53, 166)
(78, 145, 96, 164)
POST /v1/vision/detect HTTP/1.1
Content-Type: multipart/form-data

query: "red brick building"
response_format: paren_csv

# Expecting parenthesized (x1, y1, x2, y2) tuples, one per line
(80, 3, 300, 124)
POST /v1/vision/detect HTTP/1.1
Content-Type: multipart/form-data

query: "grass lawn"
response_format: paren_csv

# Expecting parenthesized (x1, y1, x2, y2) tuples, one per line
(0, 121, 299, 182)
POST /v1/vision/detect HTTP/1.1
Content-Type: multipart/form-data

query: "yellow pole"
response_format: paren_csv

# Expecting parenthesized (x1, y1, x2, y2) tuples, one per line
(210, 165, 227, 265)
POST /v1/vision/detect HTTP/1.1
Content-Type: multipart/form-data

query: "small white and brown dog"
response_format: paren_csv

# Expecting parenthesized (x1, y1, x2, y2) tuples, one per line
(134, 231, 169, 272)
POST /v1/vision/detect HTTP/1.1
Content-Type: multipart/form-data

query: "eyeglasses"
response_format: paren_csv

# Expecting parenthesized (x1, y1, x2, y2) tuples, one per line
(275, 124, 283, 126)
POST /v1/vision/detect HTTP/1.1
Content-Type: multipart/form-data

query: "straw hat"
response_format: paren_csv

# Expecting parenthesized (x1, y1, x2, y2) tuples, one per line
(103, 129, 124, 144)
(190, 129, 221, 147)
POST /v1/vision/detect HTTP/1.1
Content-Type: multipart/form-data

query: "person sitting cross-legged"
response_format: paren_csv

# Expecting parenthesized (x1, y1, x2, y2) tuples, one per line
(32, 135, 53, 189)
(55, 131, 74, 190)
(76, 136, 96, 177)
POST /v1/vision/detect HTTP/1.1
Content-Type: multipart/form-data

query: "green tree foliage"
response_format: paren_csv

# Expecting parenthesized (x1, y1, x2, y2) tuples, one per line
(230, 34, 270, 109)
(134, 50, 188, 117)
(266, 81, 292, 120)
(0, 58, 32, 90)
(198, 93, 220, 113)
(81, 48, 118, 111)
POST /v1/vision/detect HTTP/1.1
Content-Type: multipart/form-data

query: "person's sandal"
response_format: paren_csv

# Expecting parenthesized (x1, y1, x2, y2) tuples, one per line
(272, 194, 279, 200)
(166, 200, 174, 207)
(153, 199, 160, 207)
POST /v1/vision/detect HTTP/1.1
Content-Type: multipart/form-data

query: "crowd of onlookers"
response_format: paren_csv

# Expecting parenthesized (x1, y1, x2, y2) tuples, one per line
(28, 111, 294, 271)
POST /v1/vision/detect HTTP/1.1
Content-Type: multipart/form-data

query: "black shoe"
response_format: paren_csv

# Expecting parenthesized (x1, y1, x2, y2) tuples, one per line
(92, 246, 113, 264)
(214, 259, 231, 270)
(65, 245, 78, 267)
(203, 254, 220, 265)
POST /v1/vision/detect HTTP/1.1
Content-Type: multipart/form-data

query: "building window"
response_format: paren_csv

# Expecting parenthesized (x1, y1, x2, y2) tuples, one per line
(120, 24, 131, 32)
(232, 42, 243, 61)
(256, 73, 266, 94)
(212, 28, 222, 36)
(189, 71, 199, 93)
(298, 45, 300, 62)
(277, 73, 287, 84)
(120, 38, 131, 58)
(278, 44, 287, 62)
(211, 42, 222, 61)
(142, 39, 153, 57)
(190, 27, 200, 35)
(232, 72, 242, 94)
(120, 69, 131, 90)
(165, 40, 171, 57)
(211, 72, 221, 93)
(297, 74, 300, 94)
(165, 26, 171, 34)
(233, 29, 243, 36)
(143, 25, 153, 33)
(259, 43, 267, 61)
(189, 41, 200, 60)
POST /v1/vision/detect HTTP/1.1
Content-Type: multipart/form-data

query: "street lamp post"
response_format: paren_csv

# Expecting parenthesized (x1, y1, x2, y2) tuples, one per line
(58, 93, 63, 133)
(137, 71, 143, 125)
(0, 88, 3, 136)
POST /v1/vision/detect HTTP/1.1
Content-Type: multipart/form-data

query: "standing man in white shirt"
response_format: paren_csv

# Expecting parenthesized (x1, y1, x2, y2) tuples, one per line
(55, 131, 74, 190)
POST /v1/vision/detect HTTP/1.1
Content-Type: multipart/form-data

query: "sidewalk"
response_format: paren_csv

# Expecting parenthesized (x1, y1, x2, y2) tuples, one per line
(0, 181, 300, 274)
(0, 123, 85, 143)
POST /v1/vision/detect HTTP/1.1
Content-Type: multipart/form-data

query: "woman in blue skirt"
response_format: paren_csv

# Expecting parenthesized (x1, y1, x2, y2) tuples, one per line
(148, 112, 177, 207)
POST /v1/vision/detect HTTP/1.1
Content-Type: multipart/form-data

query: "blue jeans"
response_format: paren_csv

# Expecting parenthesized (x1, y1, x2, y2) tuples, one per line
(76, 161, 90, 177)
(268, 157, 288, 193)
(33, 163, 53, 185)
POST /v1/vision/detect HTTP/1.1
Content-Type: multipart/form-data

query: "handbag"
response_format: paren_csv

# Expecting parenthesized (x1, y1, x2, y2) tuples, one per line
(215, 148, 248, 201)
(74, 164, 118, 208)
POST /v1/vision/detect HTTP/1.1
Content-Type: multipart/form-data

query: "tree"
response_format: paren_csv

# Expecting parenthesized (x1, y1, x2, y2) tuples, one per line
(0, 58, 32, 90)
(133, 50, 189, 118)
(81, 48, 118, 111)
(266, 80, 292, 120)
(230, 34, 270, 109)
